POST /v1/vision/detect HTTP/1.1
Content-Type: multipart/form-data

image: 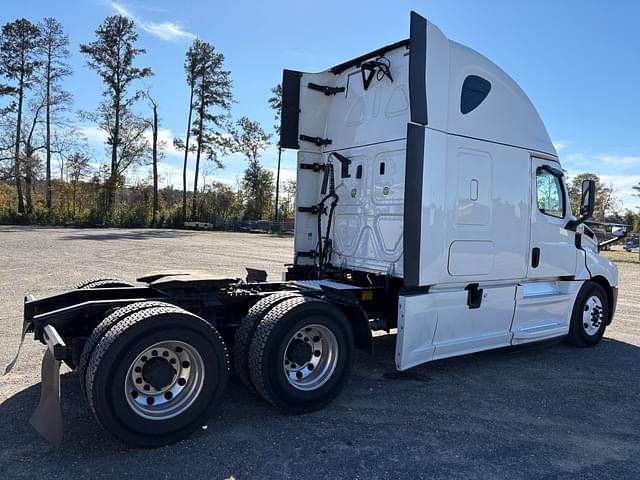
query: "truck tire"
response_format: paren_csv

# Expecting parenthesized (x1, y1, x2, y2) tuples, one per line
(85, 306, 229, 447)
(248, 296, 354, 413)
(78, 301, 181, 395)
(566, 281, 609, 347)
(234, 292, 301, 395)
(75, 277, 133, 289)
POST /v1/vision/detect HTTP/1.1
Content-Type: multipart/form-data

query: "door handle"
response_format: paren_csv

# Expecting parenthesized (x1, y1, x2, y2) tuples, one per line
(531, 247, 540, 268)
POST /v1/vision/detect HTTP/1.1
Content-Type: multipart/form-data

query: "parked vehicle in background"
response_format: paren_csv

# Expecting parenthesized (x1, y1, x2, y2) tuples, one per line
(624, 241, 639, 252)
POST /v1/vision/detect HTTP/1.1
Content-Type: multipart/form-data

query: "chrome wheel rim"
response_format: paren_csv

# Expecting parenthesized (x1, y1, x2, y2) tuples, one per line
(283, 324, 339, 391)
(125, 340, 205, 420)
(582, 295, 604, 336)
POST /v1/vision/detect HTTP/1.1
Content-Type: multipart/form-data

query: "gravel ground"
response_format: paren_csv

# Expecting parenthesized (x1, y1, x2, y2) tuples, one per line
(0, 226, 639, 479)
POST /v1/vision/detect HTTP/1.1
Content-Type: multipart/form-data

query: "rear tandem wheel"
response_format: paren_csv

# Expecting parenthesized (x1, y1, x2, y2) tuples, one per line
(248, 296, 354, 414)
(84, 305, 229, 447)
(233, 292, 302, 394)
(77, 301, 181, 394)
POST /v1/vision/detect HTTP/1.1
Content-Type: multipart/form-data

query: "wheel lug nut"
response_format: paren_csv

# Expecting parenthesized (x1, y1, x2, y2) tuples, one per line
(152, 350, 158, 356)
(141, 356, 147, 362)
(182, 361, 190, 369)
(313, 336, 320, 342)
(135, 366, 141, 373)
(136, 377, 142, 384)
(143, 384, 150, 391)
(178, 378, 186, 386)
(314, 350, 321, 357)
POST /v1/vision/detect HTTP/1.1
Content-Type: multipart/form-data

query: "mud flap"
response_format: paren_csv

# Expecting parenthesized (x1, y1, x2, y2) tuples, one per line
(2, 320, 31, 376)
(29, 348, 63, 446)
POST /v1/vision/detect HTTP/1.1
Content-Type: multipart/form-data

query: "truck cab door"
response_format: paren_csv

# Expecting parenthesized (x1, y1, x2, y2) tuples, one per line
(527, 157, 577, 279)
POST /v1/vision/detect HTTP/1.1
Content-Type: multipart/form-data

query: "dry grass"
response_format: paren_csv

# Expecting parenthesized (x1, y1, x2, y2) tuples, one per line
(602, 249, 640, 264)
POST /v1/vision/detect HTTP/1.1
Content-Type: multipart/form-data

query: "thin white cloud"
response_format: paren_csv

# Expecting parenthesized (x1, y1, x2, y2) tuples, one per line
(598, 174, 640, 211)
(594, 154, 640, 168)
(129, 161, 196, 189)
(76, 124, 107, 143)
(112, 2, 195, 42)
(565, 168, 640, 211)
(556, 145, 640, 211)
(266, 167, 296, 184)
(553, 140, 572, 151)
(151, 127, 184, 158)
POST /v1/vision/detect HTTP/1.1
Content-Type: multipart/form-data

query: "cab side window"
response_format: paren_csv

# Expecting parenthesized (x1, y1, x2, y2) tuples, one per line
(536, 168, 565, 218)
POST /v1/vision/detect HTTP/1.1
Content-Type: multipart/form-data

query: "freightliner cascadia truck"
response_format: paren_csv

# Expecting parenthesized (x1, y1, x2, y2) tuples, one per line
(8, 12, 620, 447)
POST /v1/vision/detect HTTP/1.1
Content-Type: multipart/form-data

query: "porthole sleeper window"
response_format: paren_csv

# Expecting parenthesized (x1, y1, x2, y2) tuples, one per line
(460, 75, 491, 114)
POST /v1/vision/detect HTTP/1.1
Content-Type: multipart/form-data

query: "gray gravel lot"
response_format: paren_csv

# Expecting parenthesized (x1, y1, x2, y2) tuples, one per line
(1, 226, 639, 479)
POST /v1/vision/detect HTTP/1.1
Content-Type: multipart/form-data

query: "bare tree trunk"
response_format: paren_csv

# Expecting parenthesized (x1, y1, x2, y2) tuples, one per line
(182, 84, 194, 224)
(14, 79, 25, 214)
(108, 95, 120, 223)
(45, 47, 52, 209)
(274, 145, 282, 224)
(72, 181, 77, 216)
(191, 97, 204, 220)
(24, 146, 33, 214)
(151, 103, 158, 227)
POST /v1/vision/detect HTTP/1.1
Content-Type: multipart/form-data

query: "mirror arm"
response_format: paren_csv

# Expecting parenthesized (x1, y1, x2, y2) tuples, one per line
(565, 216, 587, 231)
(598, 230, 628, 251)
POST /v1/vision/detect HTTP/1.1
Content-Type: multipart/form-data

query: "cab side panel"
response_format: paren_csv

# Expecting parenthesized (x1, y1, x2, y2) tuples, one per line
(418, 136, 531, 286)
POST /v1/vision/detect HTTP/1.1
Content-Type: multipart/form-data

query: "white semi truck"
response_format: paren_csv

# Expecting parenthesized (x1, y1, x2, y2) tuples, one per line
(13, 11, 620, 447)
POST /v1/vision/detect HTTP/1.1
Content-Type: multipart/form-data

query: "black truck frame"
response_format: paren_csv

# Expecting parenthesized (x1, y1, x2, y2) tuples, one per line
(17, 265, 401, 447)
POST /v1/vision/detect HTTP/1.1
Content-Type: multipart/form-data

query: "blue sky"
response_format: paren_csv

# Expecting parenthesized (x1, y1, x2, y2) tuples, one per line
(3, 0, 640, 209)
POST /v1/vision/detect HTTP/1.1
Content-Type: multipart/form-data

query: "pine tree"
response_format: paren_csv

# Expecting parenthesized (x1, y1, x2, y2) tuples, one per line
(38, 17, 72, 209)
(0, 18, 41, 214)
(189, 41, 232, 220)
(80, 15, 151, 221)
(229, 117, 273, 220)
(176, 39, 203, 223)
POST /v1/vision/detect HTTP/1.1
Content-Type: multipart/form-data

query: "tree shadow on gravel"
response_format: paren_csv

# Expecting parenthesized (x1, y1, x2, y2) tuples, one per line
(58, 230, 197, 242)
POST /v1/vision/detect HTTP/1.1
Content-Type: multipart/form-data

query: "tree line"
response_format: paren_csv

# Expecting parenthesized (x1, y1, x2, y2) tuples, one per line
(1, 16, 639, 231)
(0, 15, 293, 228)
(566, 173, 640, 232)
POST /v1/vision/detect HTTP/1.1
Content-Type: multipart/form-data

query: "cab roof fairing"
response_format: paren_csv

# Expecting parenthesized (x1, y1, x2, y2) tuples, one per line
(282, 12, 558, 159)
(424, 17, 557, 158)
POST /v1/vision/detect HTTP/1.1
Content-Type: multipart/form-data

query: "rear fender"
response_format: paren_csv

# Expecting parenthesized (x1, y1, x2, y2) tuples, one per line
(323, 292, 372, 353)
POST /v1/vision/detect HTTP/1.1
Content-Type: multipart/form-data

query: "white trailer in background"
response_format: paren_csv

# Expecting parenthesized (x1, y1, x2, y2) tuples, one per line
(18, 11, 621, 447)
